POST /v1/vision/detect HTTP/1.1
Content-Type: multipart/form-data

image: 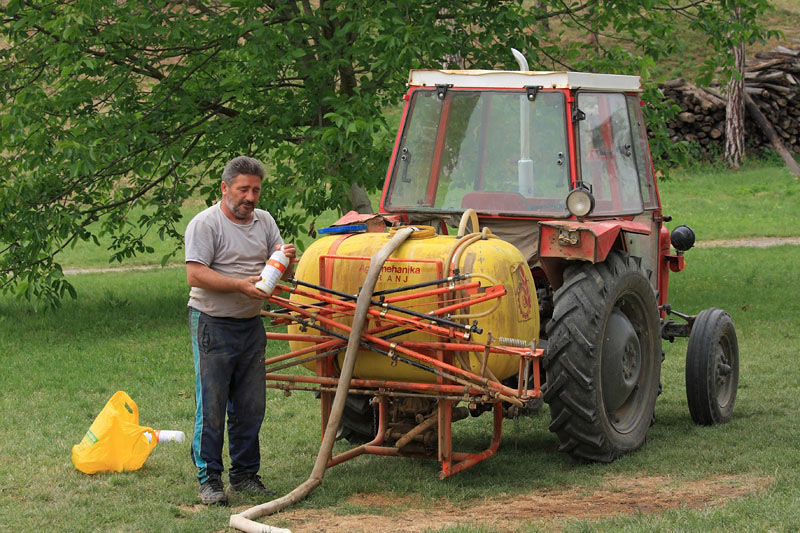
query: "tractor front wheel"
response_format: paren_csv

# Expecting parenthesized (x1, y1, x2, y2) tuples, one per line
(685, 308, 739, 425)
(543, 251, 661, 462)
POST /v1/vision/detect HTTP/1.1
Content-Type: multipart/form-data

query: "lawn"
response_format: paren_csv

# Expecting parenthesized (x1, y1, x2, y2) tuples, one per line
(54, 161, 800, 273)
(660, 162, 800, 241)
(1, 163, 799, 532)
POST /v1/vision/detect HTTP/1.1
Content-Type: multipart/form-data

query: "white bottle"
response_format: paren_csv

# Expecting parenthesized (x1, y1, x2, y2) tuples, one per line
(255, 247, 290, 295)
(144, 430, 186, 444)
(156, 430, 186, 443)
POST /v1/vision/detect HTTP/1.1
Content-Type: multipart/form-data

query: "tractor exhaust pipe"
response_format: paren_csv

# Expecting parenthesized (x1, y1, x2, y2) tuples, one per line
(511, 49, 534, 198)
(511, 48, 529, 71)
(229, 227, 417, 533)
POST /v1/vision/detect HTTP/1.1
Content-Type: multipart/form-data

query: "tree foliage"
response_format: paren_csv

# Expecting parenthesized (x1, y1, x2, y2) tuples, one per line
(0, 0, 776, 307)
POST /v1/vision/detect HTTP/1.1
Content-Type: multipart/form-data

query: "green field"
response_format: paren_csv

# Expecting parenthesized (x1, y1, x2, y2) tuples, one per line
(660, 162, 800, 241)
(1, 163, 800, 531)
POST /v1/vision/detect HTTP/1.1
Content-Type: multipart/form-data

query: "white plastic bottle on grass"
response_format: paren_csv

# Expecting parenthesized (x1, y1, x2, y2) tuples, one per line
(144, 430, 186, 444)
(255, 246, 290, 295)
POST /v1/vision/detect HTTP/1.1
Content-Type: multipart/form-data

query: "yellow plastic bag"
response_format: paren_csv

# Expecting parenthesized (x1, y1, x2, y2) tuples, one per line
(72, 391, 158, 474)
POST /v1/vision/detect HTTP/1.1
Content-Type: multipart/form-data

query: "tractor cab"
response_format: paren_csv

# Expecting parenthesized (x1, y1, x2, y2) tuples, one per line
(380, 69, 666, 301)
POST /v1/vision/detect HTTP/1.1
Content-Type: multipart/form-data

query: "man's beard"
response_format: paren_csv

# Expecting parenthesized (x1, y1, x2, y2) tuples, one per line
(228, 199, 255, 220)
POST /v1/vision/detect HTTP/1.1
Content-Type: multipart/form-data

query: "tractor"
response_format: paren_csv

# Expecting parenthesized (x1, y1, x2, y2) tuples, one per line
(261, 53, 739, 477)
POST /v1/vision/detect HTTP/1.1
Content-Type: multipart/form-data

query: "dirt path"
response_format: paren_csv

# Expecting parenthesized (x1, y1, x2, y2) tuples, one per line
(63, 263, 184, 275)
(223, 474, 771, 532)
(62, 236, 800, 275)
(696, 236, 800, 248)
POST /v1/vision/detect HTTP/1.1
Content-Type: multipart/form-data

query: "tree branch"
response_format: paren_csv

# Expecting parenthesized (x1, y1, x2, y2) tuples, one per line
(79, 133, 204, 216)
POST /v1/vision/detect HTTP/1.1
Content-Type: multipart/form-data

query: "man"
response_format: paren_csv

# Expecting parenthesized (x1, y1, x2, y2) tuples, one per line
(184, 156, 296, 505)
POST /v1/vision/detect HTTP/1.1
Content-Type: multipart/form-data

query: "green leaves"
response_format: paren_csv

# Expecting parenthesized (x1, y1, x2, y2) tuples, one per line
(0, 0, 776, 307)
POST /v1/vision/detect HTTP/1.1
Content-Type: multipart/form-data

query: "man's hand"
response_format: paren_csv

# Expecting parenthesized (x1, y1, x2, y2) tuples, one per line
(277, 243, 297, 280)
(187, 262, 272, 300)
(278, 243, 296, 260)
(239, 275, 272, 300)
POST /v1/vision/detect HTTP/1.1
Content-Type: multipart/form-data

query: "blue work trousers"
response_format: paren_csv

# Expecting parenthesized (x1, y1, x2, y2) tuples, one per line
(189, 308, 266, 483)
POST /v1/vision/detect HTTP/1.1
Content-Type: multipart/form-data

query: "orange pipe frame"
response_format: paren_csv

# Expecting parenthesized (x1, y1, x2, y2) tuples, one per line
(265, 280, 506, 369)
(262, 278, 544, 478)
(271, 295, 524, 400)
(321, 393, 504, 479)
(266, 283, 542, 399)
(272, 279, 481, 322)
(275, 283, 493, 340)
(326, 396, 389, 468)
(381, 281, 481, 304)
(264, 372, 540, 399)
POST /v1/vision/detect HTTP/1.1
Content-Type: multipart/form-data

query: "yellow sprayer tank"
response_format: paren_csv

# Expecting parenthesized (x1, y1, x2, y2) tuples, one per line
(290, 226, 539, 383)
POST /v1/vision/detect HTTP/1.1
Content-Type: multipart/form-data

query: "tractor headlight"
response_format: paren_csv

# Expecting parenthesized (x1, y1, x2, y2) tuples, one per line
(670, 224, 695, 252)
(566, 185, 595, 218)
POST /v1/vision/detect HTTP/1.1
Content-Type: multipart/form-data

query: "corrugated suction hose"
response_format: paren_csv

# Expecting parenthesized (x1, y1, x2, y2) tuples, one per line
(230, 226, 417, 533)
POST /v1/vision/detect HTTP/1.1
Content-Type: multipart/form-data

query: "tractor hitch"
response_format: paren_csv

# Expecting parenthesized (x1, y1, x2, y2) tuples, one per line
(660, 304, 697, 341)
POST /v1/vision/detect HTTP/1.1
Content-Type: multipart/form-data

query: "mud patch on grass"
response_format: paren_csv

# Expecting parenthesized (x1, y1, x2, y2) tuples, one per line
(265, 474, 770, 532)
(697, 236, 800, 248)
(177, 504, 206, 514)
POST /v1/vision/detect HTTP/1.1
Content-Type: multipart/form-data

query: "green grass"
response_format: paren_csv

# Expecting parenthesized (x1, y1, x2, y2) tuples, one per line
(660, 162, 800, 241)
(2, 163, 800, 531)
(2, 246, 799, 531)
(56, 204, 200, 270)
(58, 162, 800, 274)
(56, 197, 353, 271)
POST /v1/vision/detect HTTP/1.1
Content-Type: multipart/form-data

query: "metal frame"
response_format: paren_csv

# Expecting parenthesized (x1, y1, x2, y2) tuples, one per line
(408, 70, 642, 92)
(263, 275, 542, 479)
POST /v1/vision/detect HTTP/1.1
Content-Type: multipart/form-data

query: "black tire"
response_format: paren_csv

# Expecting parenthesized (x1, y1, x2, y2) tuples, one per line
(543, 251, 661, 462)
(685, 308, 738, 425)
(337, 395, 378, 444)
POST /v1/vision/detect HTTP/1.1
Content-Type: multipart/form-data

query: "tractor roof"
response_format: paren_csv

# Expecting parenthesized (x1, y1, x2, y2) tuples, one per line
(408, 69, 642, 93)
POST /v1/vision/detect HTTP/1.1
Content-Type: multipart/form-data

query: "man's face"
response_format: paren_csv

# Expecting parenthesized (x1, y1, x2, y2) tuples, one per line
(221, 173, 262, 221)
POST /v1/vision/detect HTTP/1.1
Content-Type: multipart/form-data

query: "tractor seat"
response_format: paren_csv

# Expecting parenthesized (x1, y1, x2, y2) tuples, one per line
(461, 191, 528, 213)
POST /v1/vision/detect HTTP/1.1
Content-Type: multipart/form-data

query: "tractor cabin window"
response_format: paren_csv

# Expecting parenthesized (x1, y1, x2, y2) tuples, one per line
(627, 95, 658, 209)
(384, 88, 570, 217)
(576, 92, 644, 216)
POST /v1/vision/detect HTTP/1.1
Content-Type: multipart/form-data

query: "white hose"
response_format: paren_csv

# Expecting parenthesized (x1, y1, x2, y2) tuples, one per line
(230, 227, 417, 533)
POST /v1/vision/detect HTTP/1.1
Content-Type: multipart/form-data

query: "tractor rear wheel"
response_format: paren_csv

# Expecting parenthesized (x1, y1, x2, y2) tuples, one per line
(543, 251, 661, 462)
(336, 395, 378, 444)
(685, 308, 738, 425)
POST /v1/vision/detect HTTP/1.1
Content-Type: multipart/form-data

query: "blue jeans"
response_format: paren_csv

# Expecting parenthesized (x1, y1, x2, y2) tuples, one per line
(189, 308, 266, 483)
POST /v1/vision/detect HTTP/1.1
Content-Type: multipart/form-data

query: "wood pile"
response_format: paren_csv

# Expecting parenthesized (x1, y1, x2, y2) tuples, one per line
(659, 44, 800, 158)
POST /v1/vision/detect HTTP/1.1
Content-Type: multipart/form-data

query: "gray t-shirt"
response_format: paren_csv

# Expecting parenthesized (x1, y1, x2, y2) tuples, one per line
(185, 202, 284, 319)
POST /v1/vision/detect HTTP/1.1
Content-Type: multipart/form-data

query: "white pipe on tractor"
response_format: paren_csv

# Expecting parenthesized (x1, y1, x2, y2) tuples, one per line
(229, 226, 417, 533)
(511, 48, 534, 198)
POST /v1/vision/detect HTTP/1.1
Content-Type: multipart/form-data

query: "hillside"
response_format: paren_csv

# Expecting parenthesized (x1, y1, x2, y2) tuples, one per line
(656, 0, 800, 82)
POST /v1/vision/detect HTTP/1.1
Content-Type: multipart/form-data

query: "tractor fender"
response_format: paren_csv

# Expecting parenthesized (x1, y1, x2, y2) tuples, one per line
(538, 220, 651, 289)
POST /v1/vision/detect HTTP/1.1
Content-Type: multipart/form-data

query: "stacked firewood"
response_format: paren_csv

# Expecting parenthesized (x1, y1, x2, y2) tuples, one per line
(659, 44, 800, 157)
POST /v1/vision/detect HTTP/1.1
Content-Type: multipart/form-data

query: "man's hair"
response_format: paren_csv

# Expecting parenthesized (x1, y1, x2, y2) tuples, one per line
(222, 156, 265, 185)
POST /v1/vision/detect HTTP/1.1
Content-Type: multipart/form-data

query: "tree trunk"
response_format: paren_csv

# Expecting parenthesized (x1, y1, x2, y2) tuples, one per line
(535, 1, 550, 32)
(724, 10, 746, 168)
(348, 182, 373, 214)
(438, 7, 464, 68)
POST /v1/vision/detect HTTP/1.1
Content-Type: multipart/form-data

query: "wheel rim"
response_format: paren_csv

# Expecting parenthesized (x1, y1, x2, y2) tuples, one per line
(601, 292, 652, 433)
(714, 338, 735, 408)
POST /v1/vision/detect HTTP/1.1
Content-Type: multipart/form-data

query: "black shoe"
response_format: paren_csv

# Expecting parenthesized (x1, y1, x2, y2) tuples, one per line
(228, 473, 276, 496)
(198, 473, 228, 505)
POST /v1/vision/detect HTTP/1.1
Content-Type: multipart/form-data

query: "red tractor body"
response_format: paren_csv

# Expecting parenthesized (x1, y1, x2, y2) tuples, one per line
(263, 61, 738, 475)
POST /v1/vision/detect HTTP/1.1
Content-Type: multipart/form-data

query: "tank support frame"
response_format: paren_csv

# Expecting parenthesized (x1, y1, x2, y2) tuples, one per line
(263, 280, 542, 478)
